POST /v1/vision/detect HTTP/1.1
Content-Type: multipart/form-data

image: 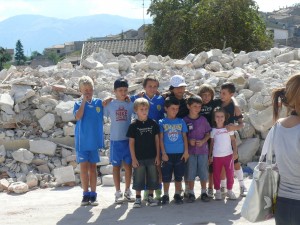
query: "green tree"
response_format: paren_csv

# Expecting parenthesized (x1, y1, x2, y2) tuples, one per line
(0, 47, 12, 71)
(15, 40, 26, 65)
(45, 51, 60, 64)
(30, 51, 42, 60)
(146, 0, 273, 58)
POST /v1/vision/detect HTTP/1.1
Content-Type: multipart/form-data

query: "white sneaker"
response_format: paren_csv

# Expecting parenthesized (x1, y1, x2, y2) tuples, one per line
(133, 198, 142, 208)
(226, 190, 237, 200)
(215, 190, 222, 200)
(221, 187, 227, 195)
(124, 189, 135, 202)
(207, 188, 214, 198)
(147, 196, 159, 207)
(240, 186, 247, 197)
(115, 190, 123, 204)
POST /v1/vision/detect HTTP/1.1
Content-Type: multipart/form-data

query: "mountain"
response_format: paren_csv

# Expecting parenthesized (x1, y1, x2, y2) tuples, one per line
(0, 14, 151, 54)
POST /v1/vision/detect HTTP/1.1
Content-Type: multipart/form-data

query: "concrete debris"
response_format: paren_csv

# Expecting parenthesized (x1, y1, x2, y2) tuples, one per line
(0, 47, 299, 193)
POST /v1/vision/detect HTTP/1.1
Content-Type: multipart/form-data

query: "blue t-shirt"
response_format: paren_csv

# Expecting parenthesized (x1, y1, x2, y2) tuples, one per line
(130, 94, 165, 122)
(104, 99, 134, 141)
(159, 118, 188, 154)
(73, 98, 104, 152)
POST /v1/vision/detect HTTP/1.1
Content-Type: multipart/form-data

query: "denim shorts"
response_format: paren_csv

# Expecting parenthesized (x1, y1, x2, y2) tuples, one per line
(185, 154, 208, 181)
(275, 197, 300, 225)
(132, 158, 159, 191)
(110, 140, 132, 166)
(76, 150, 100, 163)
(161, 153, 185, 182)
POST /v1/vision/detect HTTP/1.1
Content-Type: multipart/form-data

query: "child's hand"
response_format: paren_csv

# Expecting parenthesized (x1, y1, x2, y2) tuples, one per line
(132, 158, 139, 168)
(233, 152, 238, 160)
(189, 139, 196, 146)
(181, 151, 189, 162)
(209, 156, 213, 163)
(161, 153, 169, 162)
(137, 92, 145, 97)
(225, 124, 236, 132)
(155, 156, 160, 166)
(125, 95, 131, 102)
(195, 140, 204, 147)
(102, 97, 113, 106)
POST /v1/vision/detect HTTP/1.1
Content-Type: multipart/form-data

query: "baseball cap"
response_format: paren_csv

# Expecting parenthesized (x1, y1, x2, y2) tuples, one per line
(114, 78, 128, 89)
(170, 75, 187, 88)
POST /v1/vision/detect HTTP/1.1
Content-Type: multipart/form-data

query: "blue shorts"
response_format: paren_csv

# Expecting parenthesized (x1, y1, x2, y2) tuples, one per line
(161, 153, 185, 182)
(110, 140, 132, 166)
(185, 154, 208, 181)
(76, 150, 100, 163)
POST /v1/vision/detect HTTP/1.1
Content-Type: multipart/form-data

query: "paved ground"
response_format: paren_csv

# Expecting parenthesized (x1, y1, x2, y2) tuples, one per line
(0, 178, 275, 225)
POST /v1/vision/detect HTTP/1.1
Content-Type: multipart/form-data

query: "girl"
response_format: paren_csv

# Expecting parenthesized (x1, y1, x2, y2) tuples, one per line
(267, 74, 300, 225)
(209, 107, 238, 200)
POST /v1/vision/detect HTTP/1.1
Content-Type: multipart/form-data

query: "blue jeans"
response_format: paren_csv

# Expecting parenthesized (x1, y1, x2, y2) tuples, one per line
(275, 197, 300, 225)
(132, 158, 159, 191)
(161, 153, 185, 182)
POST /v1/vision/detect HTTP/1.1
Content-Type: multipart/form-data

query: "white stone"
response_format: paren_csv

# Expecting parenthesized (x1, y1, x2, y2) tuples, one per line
(55, 101, 75, 122)
(11, 85, 35, 103)
(192, 52, 208, 68)
(0, 93, 14, 114)
(248, 77, 264, 92)
(0, 145, 6, 163)
(239, 89, 254, 99)
(12, 148, 34, 164)
(61, 148, 72, 158)
(227, 72, 247, 91)
(97, 156, 110, 166)
(148, 61, 164, 71)
(174, 60, 192, 69)
(238, 122, 256, 139)
(53, 165, 75, 185)
(81, 57, 104, 70)
(0, 69, 7, 80)
(249, 107, 273, 132)
(232, 53, 250, 68)
(65, 155, 76, 162)
(102, 175, 114, 186)
(276, 51, 294, 63)
(38, 113, 55, 131)
(105, 62, 119, 70)
(205, 61, 222, 72)
(33, 109, 46, 119)
(118, 58, 131, 71)
(100, 164, 113, 175)
(238, 138, 260, 164)
(0, 179, 10, 191)
(29, 140, 57, 156)
(8, 181, 29, 194)
(26, 172, 38, 188)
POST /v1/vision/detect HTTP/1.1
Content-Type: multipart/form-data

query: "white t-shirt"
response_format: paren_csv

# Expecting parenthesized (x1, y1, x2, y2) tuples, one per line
(210, 128, 234, 157)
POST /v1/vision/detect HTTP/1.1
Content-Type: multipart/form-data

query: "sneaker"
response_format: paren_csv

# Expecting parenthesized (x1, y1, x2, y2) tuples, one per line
(183, 191, 189, 199)
(221, 187, 227, 195)
(147, 196, 159, 207)
(173, 194, 183, 204)
(215, 190, 222, 200)
(81, 195, 90, 206)
(143, 190, 149, 201)
(161, 195, 169, 205)
(240, 186, 247, 197)
(200, 193, 210, 202)
(90, 195, 99, 206)
(133, 198, 142, 208)
(115, 190, 123, 204)
(124, 189, 135, 202)
(154, 189, 162, 200)
(187, 193, 196, 203)
(207, 188, 214, 198)
(226, 190, 237, 200)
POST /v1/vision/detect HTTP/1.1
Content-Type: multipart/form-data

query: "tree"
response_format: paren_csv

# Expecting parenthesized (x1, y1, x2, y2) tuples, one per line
(0, 47, 12, 71)
(146, 0, 273, 58)
(44, 51, 60, 64)
(15, 40, 26, 65)
(30, 51, 42, 60)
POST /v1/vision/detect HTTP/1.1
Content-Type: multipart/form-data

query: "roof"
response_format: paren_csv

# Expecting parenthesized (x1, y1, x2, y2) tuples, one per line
(81, 39, 146, 60)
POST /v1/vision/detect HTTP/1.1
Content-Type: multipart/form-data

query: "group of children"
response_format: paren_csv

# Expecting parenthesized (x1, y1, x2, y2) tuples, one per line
(73, 74, 247, 207)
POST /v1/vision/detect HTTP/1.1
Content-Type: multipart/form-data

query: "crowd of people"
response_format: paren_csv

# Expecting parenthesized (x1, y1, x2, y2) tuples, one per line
(73, 73, 300, 224)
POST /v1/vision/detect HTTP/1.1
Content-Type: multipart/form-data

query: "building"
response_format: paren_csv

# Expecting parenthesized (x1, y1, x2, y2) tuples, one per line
(44, 41, 84, 56)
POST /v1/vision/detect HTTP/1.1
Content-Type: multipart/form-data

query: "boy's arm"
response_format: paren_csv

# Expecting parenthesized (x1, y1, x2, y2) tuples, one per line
(181, 132, 189, 162)
(155, 134, 160, 165)
(226, 106, 244, 131)
(196, 132, 210, 147)
(159, 132, 168, 162)
(230, 135, 238, 160)
(75, 98, 87, 120)
(129, 138, 139, 168)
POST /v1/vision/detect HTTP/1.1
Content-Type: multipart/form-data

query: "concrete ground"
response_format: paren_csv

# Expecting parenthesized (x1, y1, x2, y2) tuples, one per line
(0, 178, 275, 225)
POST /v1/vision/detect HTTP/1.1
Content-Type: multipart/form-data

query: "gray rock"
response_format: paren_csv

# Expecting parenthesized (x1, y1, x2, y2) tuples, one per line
(238, 138, 260, 164)
(53, 165, 75, 185)
(29, 140, 57, 156)
(11, 148, 34, 164)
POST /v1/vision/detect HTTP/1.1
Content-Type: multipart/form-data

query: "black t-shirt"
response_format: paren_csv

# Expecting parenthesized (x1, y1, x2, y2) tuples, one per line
(126, 118, 160, 160)
(200, 100, 217, 126)
(214, 99, 243, 124)
(166, 93, 189, 118)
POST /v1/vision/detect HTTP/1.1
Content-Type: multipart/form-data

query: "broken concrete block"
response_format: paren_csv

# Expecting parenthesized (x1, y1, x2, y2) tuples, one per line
(100, 164, 113, 175)
(38, 113, 55, 131)
(11, 85, 35, 103)
(55, 101, 75, 122)
(8, 181, 29, 194)
(29, 140, 57, 156)
(53, 165, 75, 185)
(102, 175, 114, 186)
(26, 172, 38, 188)
(0, 179, 10, 191)
(11, 148, 34, 164)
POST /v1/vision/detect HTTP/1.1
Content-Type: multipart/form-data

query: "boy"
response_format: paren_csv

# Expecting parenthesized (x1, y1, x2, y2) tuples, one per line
(214, 82, 246, 197)
(159, 97, 189, 204)
(130, 74, 164, 200)
(126, 98, 160, 208)
(104, 78, 135, 203)
(73, 76, 104, 206)
(183, 96, 211, 203)
(198, 84, 217, 198)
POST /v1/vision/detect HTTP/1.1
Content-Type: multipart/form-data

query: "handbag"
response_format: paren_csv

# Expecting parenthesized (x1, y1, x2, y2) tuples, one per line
(241, 123, 280, 222)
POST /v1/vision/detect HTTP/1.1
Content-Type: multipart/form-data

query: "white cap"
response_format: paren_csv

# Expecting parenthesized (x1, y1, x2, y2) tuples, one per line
(170, 75, 187, 87)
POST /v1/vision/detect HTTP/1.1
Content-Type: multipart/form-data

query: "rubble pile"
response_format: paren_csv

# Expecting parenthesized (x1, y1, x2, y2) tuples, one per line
(1, 47, 299, 193)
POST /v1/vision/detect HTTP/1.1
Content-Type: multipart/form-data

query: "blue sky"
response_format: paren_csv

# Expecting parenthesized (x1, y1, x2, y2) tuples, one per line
(0, 0, 299, 22)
